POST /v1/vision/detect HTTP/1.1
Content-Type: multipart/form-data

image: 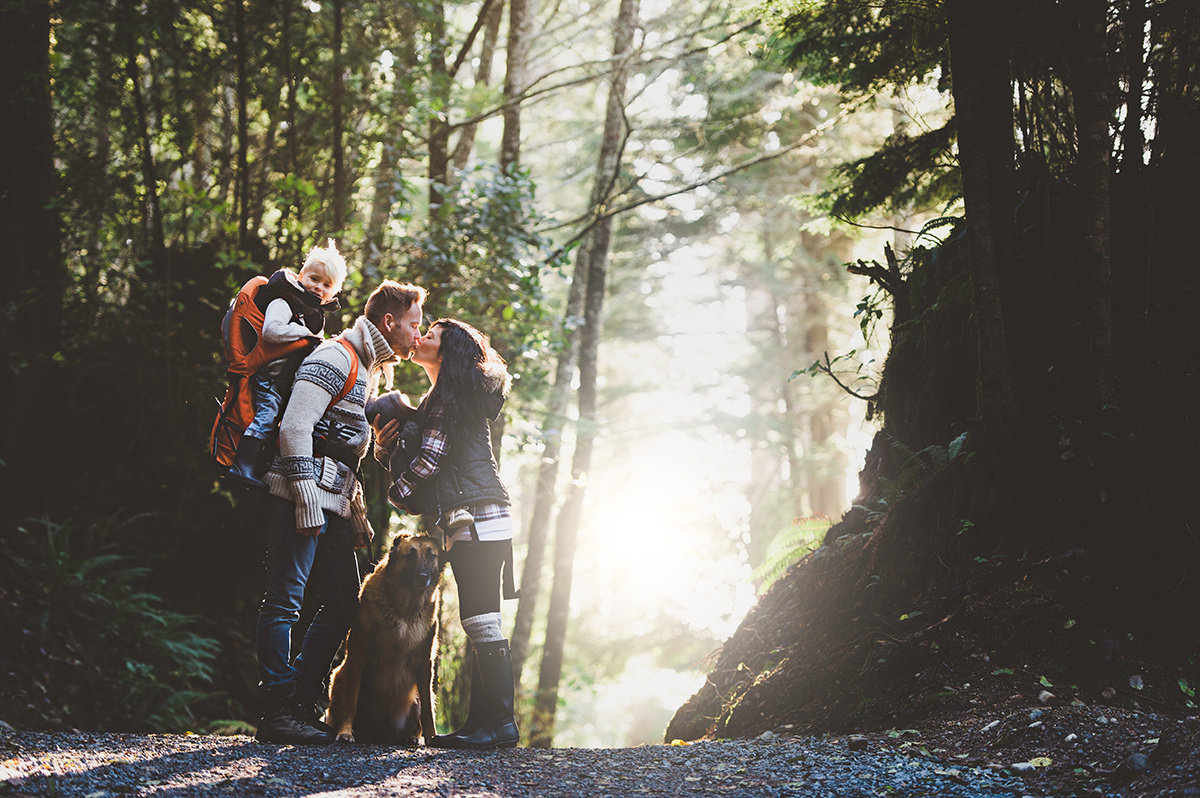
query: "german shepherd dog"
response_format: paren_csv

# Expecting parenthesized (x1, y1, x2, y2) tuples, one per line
(326, 534, 442, 744)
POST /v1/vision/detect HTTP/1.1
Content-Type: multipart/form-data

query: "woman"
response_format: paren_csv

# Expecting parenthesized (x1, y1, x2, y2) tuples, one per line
(372, 318, 520, 750)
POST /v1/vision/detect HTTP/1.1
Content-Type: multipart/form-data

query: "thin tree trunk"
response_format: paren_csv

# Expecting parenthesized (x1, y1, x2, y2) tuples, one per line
(1122, 0, 1146, 172)
(798, 265, 844, 519)
(1069, 0, 1115, 407)
(1120, 0, 1151, 410)
(232, 0, 250, 248)
(452, 0, 504, 171)
(278, 0, 300, 258)
(500, 0, 536, 173)
(946, 0, 1018, 457)
(529, 0, 639, 749)
(740, 222, 789, 574)
(332, 0, 346, 231)
(428, 0, 450, 212)
(0, 0, 63, 520)
(122, 0, 165, 257)
(365, 17, 418, 285)
(508, 248, 588, 688)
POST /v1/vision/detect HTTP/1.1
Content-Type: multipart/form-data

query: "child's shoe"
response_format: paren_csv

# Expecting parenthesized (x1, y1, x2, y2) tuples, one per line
(223, 435, 269, 491)
(444, 506, 474, 531)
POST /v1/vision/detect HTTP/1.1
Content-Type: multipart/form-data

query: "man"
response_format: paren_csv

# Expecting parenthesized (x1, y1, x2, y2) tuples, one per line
(254, 279, 425, 744)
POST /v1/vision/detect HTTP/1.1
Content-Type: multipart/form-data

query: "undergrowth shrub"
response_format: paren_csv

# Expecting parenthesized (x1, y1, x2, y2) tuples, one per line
(0, 516, 219, 731)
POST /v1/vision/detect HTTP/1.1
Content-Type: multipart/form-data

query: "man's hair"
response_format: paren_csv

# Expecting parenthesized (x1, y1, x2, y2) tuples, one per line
(301, 238, 348, 288)
(365, 280, 426, 325)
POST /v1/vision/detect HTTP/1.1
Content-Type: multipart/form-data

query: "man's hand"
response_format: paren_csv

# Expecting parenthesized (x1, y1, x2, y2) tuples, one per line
(298, 526, 322, 537)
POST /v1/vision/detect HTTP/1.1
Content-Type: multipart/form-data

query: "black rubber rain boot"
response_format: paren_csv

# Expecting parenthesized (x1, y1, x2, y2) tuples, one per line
(430, 648, 485, 745)
(223, 434, 269, 491)
(431, 640, 518, 750)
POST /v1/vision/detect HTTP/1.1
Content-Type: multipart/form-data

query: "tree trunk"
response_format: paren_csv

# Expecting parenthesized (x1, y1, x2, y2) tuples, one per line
(428, 0, 450, 212)
(0, 0, 62, 521)
(332, 0, 346, 231)
(278, 0, 301, 259)
(946, 0, 1018, 461)
(1068, 0, 1115, 408)
(232, 0, 250, 248)
(1121, 0, 1146, 172)
(452, 0, 504, 171)
(508, 248, 588, 689)
(528, 0, 639, 748)
(500, 0, 536, 173)
(122, 0, 165, 258)
(365, 15, 418, 285)
(798, 268, 845, 519)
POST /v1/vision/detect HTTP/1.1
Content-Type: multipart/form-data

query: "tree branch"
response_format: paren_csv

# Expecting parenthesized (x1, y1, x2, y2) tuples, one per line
(814, 351, 878, 402)
(538, 97, 867, 259)
(448, 0, 498, 80)
(441, 19, 761, 134)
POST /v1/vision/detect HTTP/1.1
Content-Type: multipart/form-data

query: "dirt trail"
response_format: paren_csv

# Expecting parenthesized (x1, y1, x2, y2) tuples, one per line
(2, 729, 1039, 797)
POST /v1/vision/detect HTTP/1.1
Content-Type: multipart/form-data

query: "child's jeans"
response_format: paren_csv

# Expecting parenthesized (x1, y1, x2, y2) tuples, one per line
(246, 370, 285, 439)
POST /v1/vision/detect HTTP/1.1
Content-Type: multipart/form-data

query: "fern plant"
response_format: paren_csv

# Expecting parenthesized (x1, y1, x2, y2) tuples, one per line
(753, 517, 834, 593)
(0, 516, 219, 731)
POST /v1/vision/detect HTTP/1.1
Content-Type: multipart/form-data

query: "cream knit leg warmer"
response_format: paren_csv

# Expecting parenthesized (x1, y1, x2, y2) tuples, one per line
(461, 612, 504, 645)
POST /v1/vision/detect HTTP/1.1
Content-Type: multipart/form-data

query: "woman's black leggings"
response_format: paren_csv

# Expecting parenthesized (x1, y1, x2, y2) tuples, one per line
(447, 539, 509, 620)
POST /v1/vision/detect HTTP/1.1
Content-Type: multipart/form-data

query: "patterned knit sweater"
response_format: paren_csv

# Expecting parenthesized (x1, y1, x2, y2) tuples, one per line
(264, 316, 397, 546)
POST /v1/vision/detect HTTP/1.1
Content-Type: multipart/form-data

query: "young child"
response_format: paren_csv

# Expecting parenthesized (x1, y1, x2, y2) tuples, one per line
(224, 240, 347, 490)
(366, 390, 476, 532)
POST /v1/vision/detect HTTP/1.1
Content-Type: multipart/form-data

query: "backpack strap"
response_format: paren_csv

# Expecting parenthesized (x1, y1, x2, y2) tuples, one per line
(328, 337, 359, 410)
(314, 337, 365, 482)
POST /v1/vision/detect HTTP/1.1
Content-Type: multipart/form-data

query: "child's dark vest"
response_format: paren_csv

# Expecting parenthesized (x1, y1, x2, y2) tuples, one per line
(223, 270, 325, 376)
(209, 271, 329, 468)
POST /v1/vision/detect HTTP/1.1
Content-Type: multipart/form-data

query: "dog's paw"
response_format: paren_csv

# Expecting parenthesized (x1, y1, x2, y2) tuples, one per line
(335, 731, 356, 743)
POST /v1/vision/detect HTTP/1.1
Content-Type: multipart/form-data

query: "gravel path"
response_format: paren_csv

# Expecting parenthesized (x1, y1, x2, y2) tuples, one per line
(1, 730, 1070, 797)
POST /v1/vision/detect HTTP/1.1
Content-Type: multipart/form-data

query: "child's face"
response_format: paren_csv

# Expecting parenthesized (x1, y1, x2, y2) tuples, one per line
(298, 265, 340, 304)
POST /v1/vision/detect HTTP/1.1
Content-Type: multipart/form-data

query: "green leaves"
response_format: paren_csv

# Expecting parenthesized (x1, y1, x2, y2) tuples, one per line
(3, 518, 219, 731)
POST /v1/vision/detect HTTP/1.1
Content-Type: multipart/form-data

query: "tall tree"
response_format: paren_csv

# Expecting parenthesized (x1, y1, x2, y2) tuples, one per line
(945, 0, 1017, 466)
(500, 0, 535, 172)
(508, 267, 586, 687)
(1067, 0, 1115, 408)
(232, 0, 251, 247)
(451, 0, 504, 170)
(0, 0, 62, 521)
(529, 0, 640, 748)
(332, 0, 347, 231)
(120, 0, 166, 258)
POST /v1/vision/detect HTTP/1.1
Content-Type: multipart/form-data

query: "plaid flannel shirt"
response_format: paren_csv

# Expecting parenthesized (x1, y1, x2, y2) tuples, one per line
(389, 399, 449, 509)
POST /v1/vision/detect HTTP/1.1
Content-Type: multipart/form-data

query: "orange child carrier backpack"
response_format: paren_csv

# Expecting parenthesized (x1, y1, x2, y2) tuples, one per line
(209, 275, 355, 472)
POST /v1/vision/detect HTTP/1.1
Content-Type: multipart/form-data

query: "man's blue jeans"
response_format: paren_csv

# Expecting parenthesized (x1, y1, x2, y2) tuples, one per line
(256, 495, 360, 704)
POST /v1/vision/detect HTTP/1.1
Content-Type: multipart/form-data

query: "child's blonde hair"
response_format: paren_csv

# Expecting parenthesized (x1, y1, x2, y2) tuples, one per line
(301, 238, 348, 289)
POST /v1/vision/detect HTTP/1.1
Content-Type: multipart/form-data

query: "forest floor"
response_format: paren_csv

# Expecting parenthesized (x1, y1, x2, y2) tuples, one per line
(2, 691, 1197, 798)
(661, 501, 1200, 797)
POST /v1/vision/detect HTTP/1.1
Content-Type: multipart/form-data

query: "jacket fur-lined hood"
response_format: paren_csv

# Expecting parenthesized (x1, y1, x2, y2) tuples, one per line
(481, 357, 512, 397)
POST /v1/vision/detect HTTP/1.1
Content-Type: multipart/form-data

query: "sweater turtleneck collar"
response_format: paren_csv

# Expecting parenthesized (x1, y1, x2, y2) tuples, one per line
(344, 316, 400, 390)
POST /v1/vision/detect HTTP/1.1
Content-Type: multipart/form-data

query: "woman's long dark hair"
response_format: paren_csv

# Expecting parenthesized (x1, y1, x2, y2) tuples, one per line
(426, 319, 502, 422)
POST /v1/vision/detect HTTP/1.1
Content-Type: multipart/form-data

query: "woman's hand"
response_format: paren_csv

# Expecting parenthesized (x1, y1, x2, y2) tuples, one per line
(373, 414, 401, 452)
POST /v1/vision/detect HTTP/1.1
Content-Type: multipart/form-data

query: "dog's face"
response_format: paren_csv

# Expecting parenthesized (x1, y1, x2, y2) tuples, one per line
(385, 535, 443, 591)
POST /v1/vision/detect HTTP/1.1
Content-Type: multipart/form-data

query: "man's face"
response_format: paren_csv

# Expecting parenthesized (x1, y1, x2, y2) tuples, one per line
(385, 302, 423, 359)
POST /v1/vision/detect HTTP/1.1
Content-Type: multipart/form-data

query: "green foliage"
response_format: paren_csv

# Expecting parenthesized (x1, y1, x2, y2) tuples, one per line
(762, 1, 947, 97)
(406, 165, 567, 396)
(0, 517, 219, 731)
(823, 120, 959, 220)
(885, 431, 972, 496)
(752, 517, 833, 592)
